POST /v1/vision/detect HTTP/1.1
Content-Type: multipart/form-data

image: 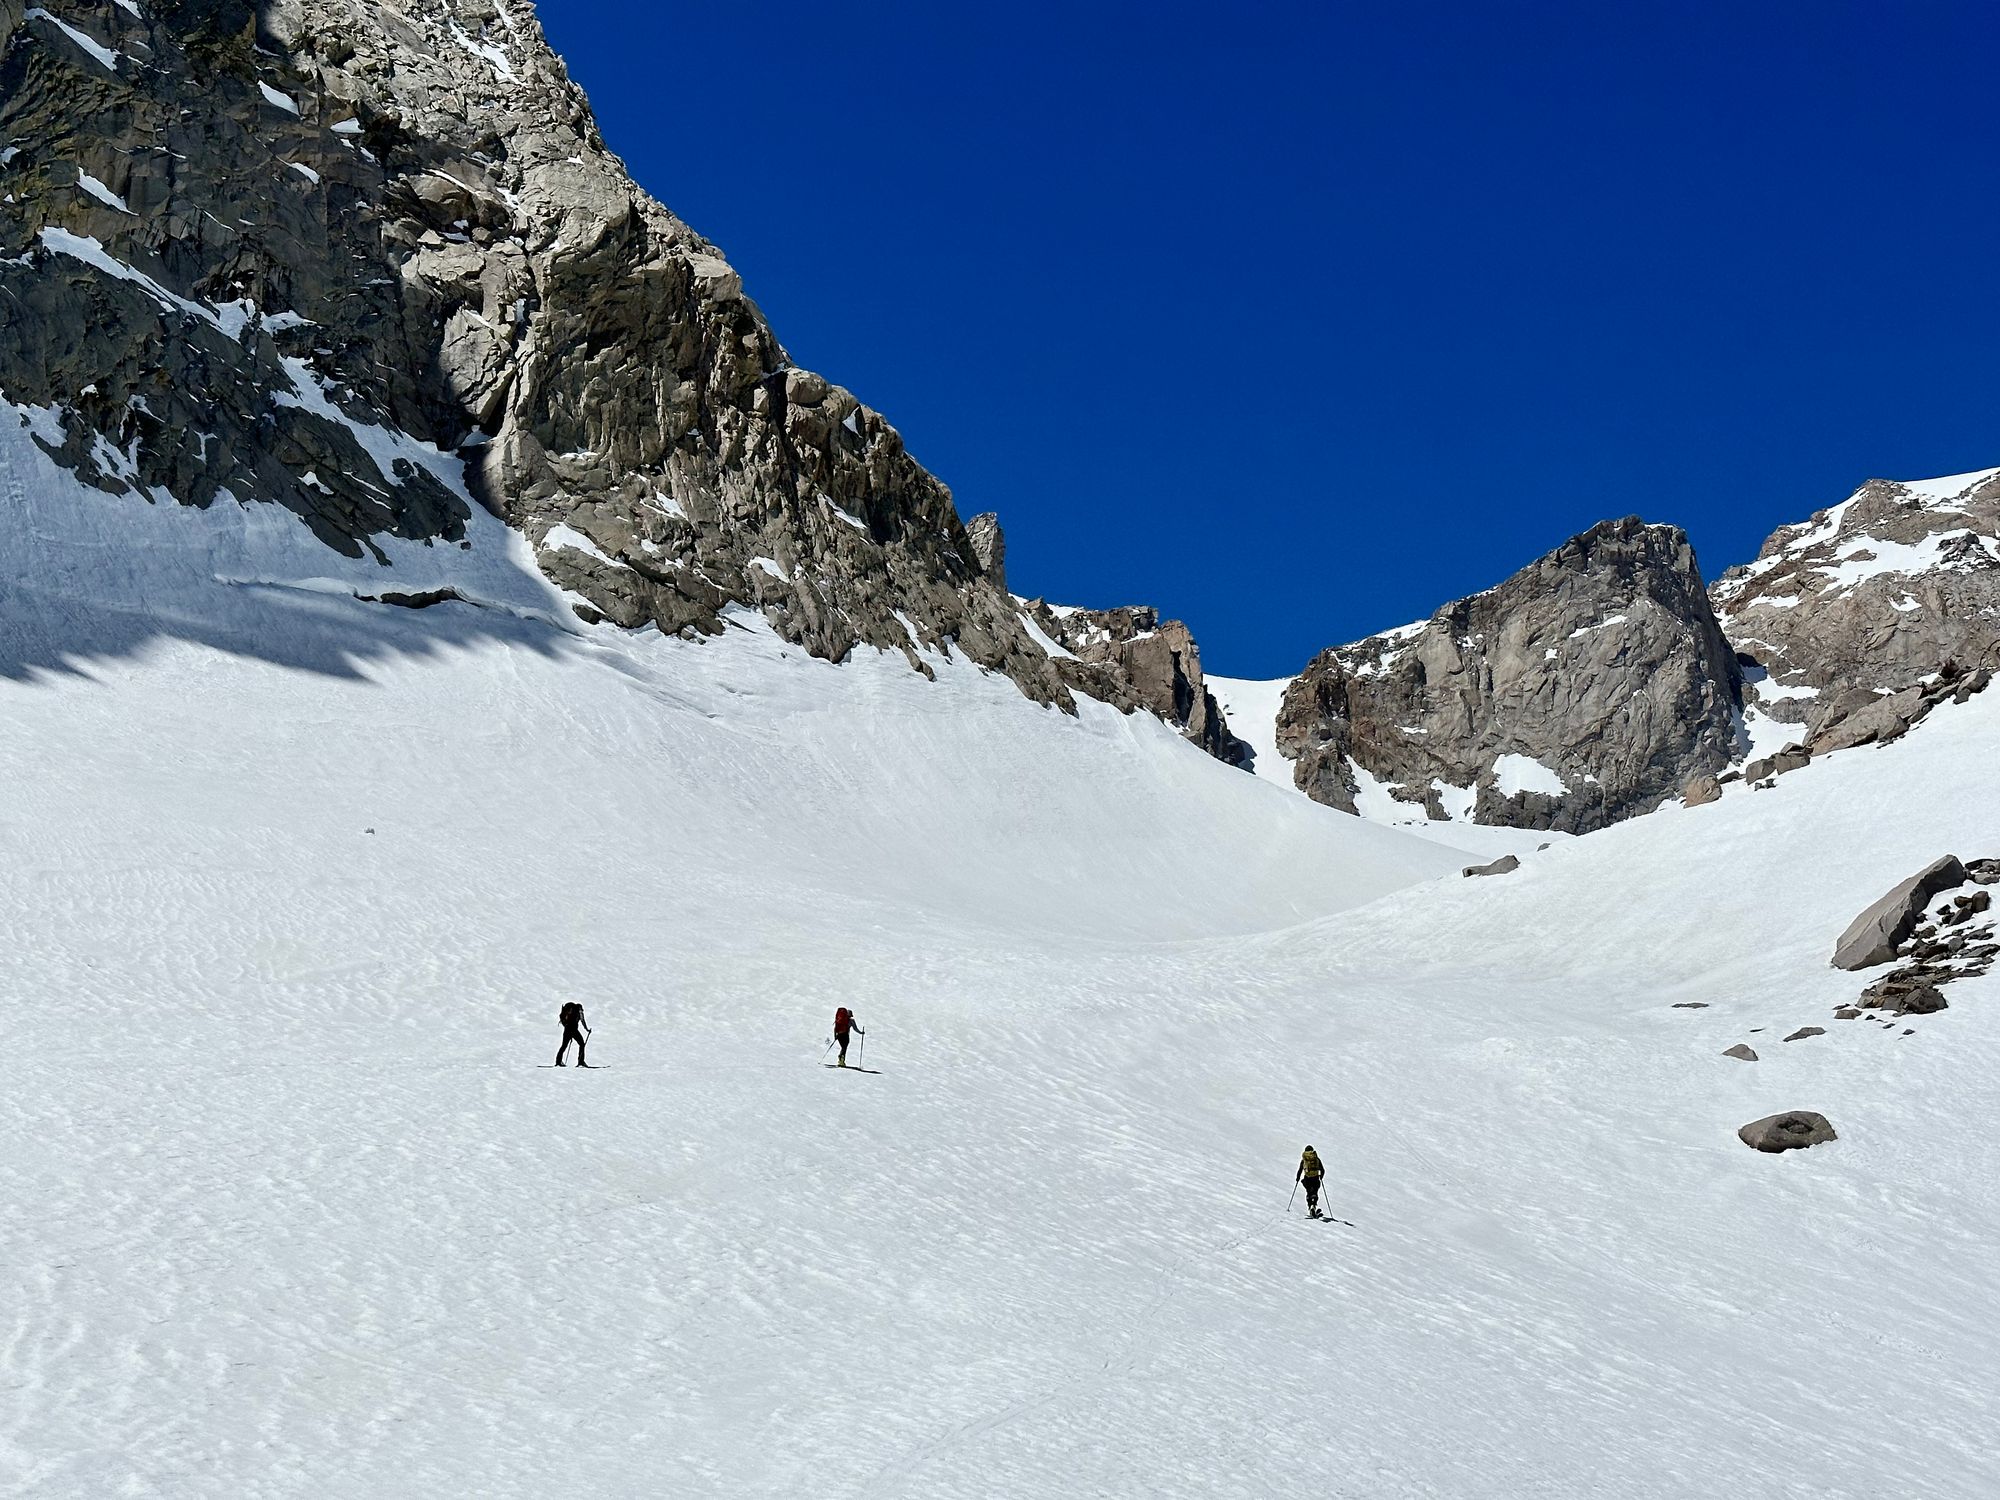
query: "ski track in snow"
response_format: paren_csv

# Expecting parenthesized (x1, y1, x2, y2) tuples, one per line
(3, 445, 2000, 1495)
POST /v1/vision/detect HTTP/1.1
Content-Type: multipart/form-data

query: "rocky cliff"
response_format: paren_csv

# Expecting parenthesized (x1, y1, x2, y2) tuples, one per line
(1273, 518, 1743, 833)
(0, 0, 1071, 699)
(1020, 596, 1249, 766)
(1714, 467, 2000, 754)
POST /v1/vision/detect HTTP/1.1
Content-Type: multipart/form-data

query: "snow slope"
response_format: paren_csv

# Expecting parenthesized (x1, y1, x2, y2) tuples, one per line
(5, 424, 2000, 1496)
(1208, 673, 1293, 790)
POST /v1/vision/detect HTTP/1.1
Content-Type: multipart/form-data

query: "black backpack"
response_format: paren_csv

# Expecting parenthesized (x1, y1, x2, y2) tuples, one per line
(559, 1002, 582, 1028)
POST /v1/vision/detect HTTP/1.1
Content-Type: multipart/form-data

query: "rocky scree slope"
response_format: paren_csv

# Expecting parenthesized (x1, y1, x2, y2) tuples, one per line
(1715, 467, 2000, 762)
(1274, 517, 1743, 834)
(0, 0, 1078, 701)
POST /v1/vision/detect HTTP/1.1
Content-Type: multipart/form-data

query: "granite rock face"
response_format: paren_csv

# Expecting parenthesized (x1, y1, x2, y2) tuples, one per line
(1021, 597, 1250, 766)
(0, 0, 1069, 700)
(1716, 468, 2000, 749)
(966, 513, 1007, 596)
(1273, 518, 1742, 833)
(1831, 855, 1967, 971)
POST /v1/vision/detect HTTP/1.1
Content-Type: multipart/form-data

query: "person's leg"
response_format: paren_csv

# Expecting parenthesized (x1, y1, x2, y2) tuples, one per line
(1306, 1178, 1320, 1215)
(557, 1029, 575, 1066)
(576, 1031, 589, 1067)
(837, 1034, 849, 1066)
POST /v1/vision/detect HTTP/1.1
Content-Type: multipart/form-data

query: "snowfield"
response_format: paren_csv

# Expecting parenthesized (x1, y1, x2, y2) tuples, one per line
(4, 428, 2000, 1497)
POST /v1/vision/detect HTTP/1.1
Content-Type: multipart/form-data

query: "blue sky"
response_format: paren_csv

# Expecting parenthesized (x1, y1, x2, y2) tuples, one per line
(541, 1, 1998, 678)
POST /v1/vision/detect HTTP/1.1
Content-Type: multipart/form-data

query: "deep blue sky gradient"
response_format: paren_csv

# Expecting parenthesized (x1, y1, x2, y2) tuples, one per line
(541, 1, 1999, 677)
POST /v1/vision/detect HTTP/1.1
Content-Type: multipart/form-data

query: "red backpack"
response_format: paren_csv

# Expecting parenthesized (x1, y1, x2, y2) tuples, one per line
(834, 1007, 853, 1033)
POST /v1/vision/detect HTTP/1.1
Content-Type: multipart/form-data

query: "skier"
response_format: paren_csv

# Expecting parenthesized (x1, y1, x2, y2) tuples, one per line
(832, 1005, 863, 1067)
(1296, 1145, 1326, 1218)
(556, 1000, 591, 1068)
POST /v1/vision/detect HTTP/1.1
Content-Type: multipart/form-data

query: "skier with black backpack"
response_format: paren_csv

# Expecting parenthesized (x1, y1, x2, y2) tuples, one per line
(556, 1001, 592, 1068)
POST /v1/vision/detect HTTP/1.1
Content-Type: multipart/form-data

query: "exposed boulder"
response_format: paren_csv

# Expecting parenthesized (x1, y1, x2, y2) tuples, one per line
(1738, 1112, 1838, 1153)
(1722, 1044, 1758, 1061)
(1783, 1026, 1826, 1043)
(1831, 856, 1968, 970)
(1682, 774, 1722, 807)
(1743, 745, 1811, 784)
(1273, 518, 1742, 833)
(1462, 855, 1521, 878)
(1799, 664, 1993, 761)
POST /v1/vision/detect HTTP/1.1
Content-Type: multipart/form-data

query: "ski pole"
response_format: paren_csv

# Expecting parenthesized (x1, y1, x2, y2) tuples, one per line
(858, 1031, 866, 1069)
(821, 1037, 836, 1061)
(1287, 1178, 1298, 1213)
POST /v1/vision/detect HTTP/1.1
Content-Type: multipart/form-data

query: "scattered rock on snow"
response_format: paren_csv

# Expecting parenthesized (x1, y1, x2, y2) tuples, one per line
(1950, 890, 1993, 921)
(1463, 855, 1522, 878)
(1831, 855, 1968, 969)
(1672, 1001, 1711, 1010)
(1857, 973, 1949, 1016)
(1744, 745, 1811, 784)
(1739, 1112, 1838, 1153)
(1722, 1043, 1758, 1061)
(1784, 1026, 1826, 1042)
(1834, 1007, 1862, 1020)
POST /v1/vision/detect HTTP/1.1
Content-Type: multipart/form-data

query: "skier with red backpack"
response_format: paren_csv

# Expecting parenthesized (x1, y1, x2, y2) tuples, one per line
(832, 1006, 863, 1067)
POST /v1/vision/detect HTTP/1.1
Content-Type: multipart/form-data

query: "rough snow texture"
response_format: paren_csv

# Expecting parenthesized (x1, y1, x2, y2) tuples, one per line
(1714, 467, 2000, 748)
(1275, 517, 1743, 833)
(0, 0, 1076, 702)
(6, 430, 2000, 1496)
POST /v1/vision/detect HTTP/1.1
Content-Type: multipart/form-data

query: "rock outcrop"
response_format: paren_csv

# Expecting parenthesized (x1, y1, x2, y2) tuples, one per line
(1738, 1112, 1837, 1153)
(1273, 518, 1742, 833)
(1021, 597, 1250, 766)
(1831, 855, 1967, 970)
(1716, 467, 2000, 753)
(0, 0, 1070, 701)
(1841, 869, 1997, 1018)
(966, 513, 1007, 596)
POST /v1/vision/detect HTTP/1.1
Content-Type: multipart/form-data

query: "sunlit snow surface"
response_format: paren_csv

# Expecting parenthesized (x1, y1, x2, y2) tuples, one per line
(3, 421, 2000, 1496)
